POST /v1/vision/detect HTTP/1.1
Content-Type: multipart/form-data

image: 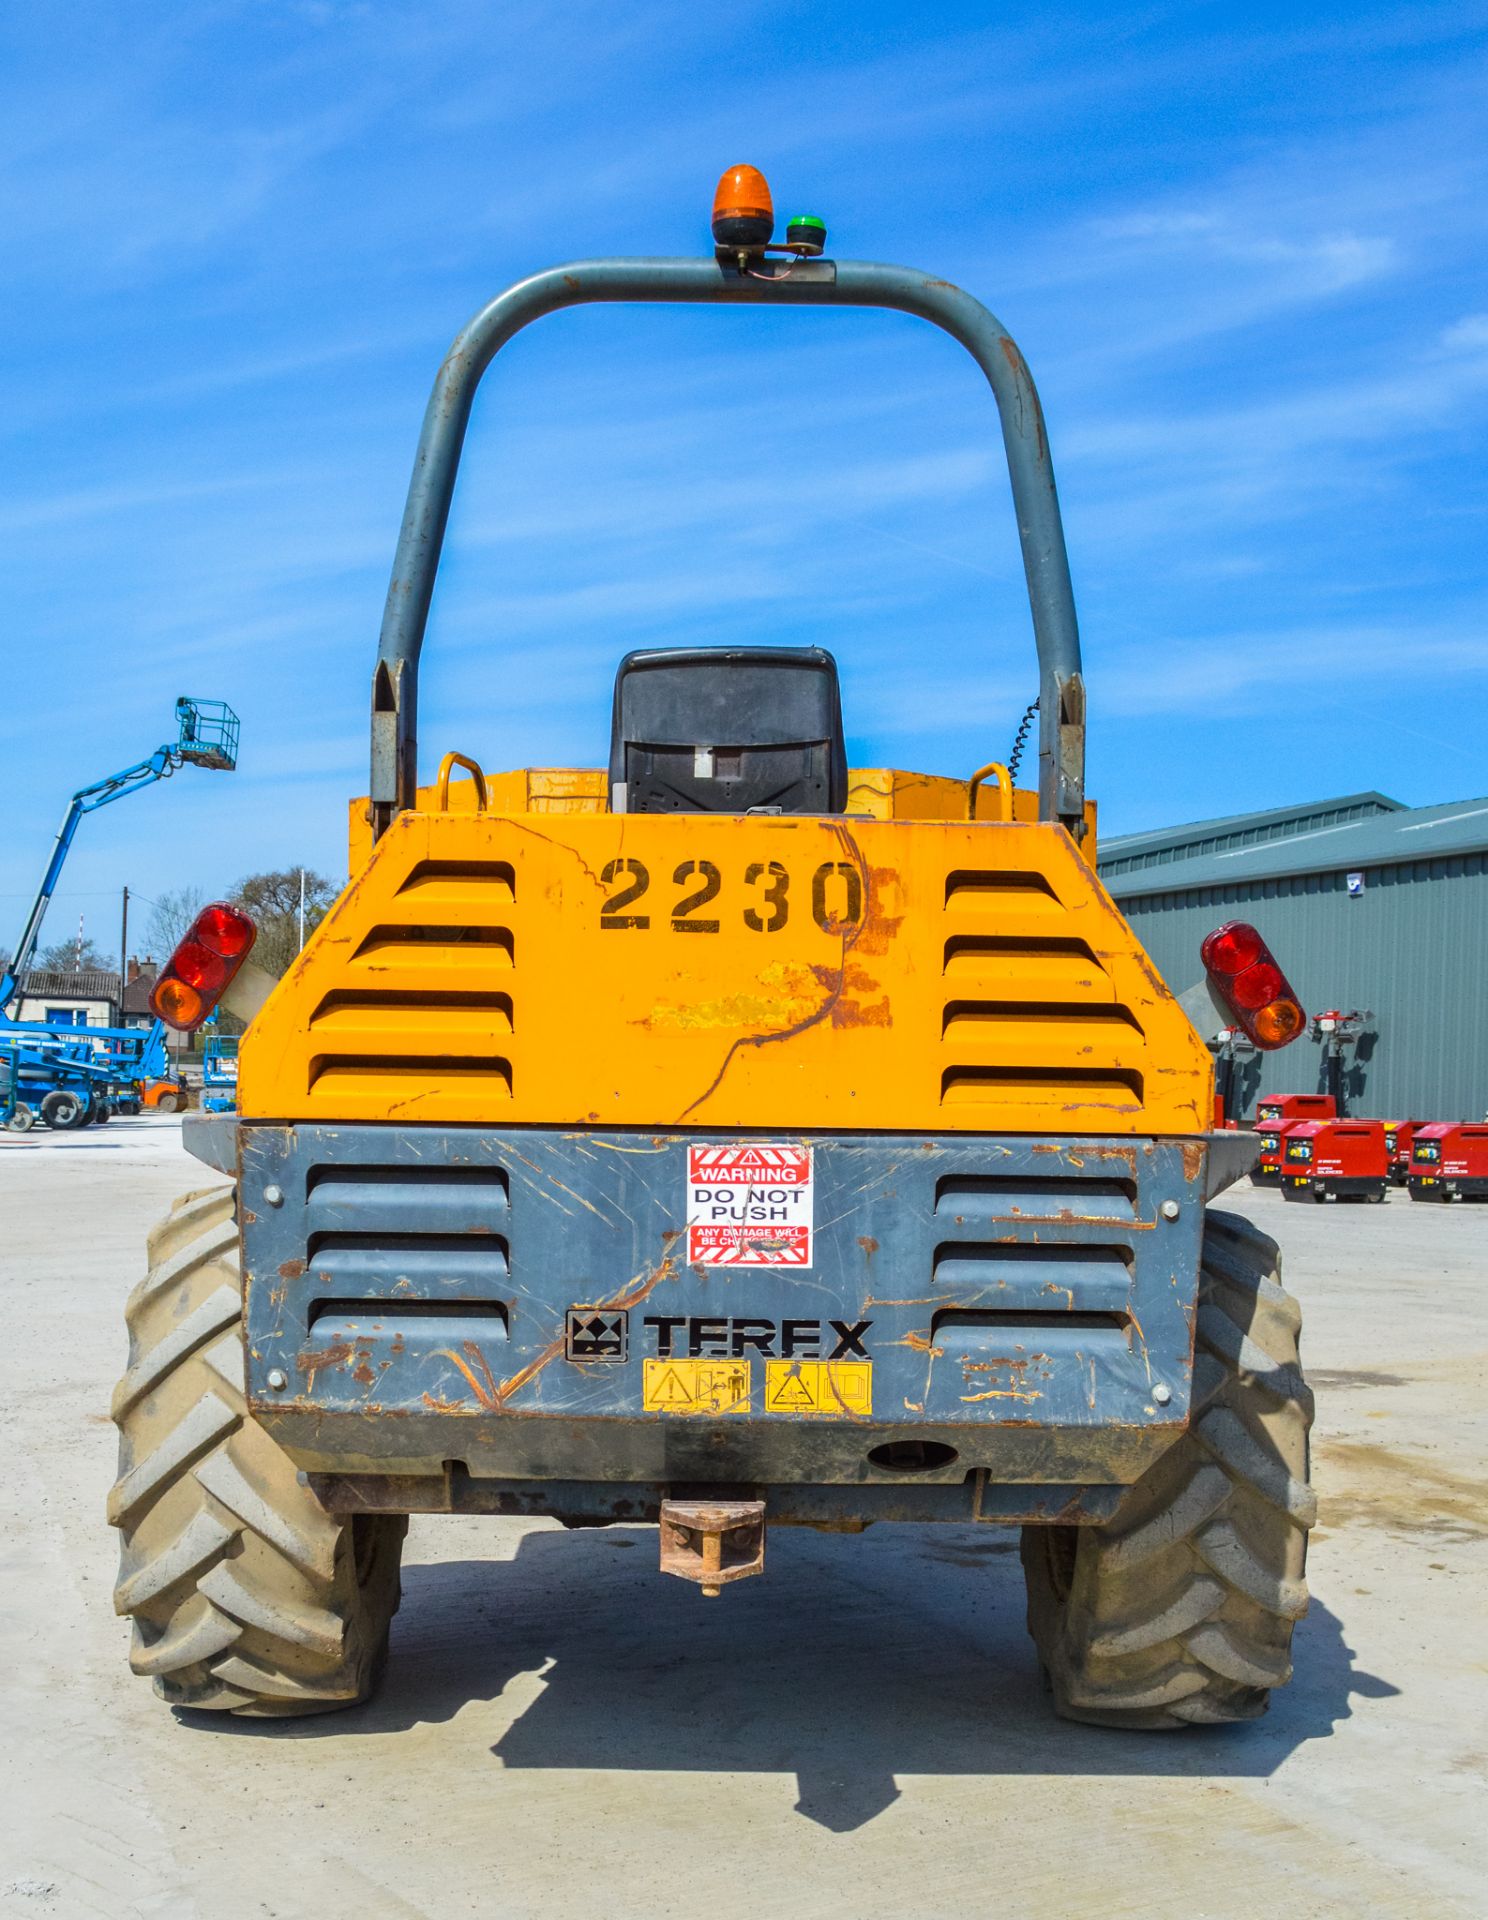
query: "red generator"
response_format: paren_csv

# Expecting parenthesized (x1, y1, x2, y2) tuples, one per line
(1407, 1123, 1488, 1202)
(1253, 1093, 1337, 1185)
(1281, 1118, 1389, 1203)
(1385, 1120, 1422, 1185)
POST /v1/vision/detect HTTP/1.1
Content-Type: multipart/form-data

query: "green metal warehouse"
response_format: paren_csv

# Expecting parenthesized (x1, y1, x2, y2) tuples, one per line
(1097, 791, 1488, 1123)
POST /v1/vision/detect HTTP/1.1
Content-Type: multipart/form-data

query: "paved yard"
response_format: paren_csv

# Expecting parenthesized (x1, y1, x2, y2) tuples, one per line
(1, 1117, 1483, 1918)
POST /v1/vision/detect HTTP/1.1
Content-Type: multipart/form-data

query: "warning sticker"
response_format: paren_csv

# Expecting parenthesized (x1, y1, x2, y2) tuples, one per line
(642, 1359, 752, 1415)
(764, 1360, 872, 1418)
(686, 1144, 813, 1266)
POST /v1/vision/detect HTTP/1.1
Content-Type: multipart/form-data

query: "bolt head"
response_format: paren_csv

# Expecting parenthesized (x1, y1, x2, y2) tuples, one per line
(1152, 1382, 1172, 1406)
(263, 1183, 284, 1207)
(1160, 1198, 1181, 1220)
(266, 1368, 288, 1392)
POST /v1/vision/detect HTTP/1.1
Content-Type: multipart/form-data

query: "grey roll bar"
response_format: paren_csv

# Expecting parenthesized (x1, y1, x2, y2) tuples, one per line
(371, 256, 1086, 838)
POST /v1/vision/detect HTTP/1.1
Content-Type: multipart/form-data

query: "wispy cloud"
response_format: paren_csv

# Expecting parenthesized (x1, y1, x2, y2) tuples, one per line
(2, 1, 1485, 924)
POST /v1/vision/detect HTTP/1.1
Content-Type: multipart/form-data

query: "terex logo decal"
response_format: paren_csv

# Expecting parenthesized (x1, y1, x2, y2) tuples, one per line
(642, 1315, 871, 1359)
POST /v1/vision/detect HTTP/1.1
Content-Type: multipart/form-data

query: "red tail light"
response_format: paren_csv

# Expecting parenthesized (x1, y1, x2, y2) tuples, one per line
(1200, 920, 1305, 1050)
(150, 902, 257, 1033)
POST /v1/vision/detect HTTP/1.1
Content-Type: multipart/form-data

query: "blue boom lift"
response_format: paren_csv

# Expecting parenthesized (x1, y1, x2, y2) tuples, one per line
(200, 1026, 240, 1114)
(1, 698, 239, 1131)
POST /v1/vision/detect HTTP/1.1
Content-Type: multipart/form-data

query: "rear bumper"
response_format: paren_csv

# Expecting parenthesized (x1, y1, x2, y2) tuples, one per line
(234, 1124, 1218, 1514)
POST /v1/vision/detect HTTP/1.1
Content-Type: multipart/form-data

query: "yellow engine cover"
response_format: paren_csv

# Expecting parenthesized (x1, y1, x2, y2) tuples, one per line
(242, 807, 1210, 1135)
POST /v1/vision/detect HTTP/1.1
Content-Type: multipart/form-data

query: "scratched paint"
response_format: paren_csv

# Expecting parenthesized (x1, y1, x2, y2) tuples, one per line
(239, 808, 1210, 1136)
(240, 1124, 1206, 1496)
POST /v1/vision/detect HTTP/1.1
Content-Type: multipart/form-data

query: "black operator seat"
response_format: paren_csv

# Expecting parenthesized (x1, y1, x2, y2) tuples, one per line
(608, 646, 848, 815)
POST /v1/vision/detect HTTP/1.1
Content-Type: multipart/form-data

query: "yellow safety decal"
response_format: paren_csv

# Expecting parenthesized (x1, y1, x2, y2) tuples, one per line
(642, 1359, 751, 1415)
(764, 1360, 872, 1417)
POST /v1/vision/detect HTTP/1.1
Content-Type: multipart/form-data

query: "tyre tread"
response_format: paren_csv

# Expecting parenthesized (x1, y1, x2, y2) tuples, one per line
(110, 1186, 404, 1716)
(1022, 1206, 1312, 1729)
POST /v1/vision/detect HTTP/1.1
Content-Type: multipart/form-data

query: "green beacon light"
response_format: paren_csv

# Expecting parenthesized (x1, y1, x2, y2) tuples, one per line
(786, 214, 827, 256)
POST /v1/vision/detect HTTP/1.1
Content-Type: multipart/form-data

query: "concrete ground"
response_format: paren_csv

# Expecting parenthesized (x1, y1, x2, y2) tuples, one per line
(1, 1117, 1483, 1920)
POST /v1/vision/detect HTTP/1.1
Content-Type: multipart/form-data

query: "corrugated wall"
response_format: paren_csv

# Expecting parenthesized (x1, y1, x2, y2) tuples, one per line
(1115, 852, 1488, 1122)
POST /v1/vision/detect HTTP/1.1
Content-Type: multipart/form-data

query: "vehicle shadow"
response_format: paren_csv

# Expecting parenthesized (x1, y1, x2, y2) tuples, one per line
(193, 1523, 1397, 1832)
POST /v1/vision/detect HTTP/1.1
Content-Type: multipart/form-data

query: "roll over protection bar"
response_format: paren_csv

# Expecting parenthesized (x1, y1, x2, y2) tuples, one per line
(370, 257, 1086, 838)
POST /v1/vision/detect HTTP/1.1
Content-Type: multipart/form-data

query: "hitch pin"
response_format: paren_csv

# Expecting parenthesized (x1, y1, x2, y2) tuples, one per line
(658, 1499, 765, 1597)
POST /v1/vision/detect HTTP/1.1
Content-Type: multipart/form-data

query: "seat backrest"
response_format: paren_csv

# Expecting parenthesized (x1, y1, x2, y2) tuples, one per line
(608, 646, 848, 815)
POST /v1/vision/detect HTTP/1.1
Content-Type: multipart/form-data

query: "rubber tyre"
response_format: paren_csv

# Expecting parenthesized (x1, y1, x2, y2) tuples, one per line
(5, 1102, 35, 1132)
(1021, 1209, 1314, 1728)
(40, 1088, 88, 1130)
(108, 1186, 407, 1715)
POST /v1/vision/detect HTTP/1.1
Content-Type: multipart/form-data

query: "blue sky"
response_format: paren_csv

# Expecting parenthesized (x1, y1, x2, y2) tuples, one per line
(3, 2, 1486, 964)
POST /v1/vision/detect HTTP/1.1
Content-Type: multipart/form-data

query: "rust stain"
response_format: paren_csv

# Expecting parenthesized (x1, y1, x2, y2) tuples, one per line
(808, 958, 892, 1029)
(446, 1252, 681, 1411)
(961, 1383, 1044, 1404)
(896, 1331, 943, 1355)
(278, 1258, 306, 1281)
(433, 1342, 503, 1409)
(679, 822, 875, 1118)
(296, 1341, 354, 1385)
(857, 1235, 880, 1260)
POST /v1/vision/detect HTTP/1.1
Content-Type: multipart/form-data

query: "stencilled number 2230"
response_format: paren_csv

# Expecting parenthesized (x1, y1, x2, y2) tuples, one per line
(599, 857, 862, 935)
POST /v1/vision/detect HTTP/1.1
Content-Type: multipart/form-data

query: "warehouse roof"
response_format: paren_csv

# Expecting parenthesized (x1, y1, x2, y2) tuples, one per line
(1104, 795, 1488, 898)
(1098, 791, 1403, 879)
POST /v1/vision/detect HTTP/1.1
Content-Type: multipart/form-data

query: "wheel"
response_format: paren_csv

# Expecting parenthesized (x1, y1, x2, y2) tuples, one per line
(1366, 1189, 1384, 1204)
(1022, 1209, 1313, 1728)
(91, 1103, 112, 1125)
(162, 1090, 188, 1114)
(1312, 1187, 1326, 1203)
(40, 1088, 89, 1130)
(5, 1103, 35, 1132)
(108, 1186, 407, 1715)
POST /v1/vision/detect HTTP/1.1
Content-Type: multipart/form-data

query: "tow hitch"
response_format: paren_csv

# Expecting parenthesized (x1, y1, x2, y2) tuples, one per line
(659, 1498, 766, 1597)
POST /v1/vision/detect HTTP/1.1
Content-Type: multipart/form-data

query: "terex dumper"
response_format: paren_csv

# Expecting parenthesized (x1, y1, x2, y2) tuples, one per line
(109, 171, 1316, 1730)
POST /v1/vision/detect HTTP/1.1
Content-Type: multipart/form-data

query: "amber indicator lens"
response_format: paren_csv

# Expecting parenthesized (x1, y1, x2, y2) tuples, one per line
(150, 975, 205, 1032)
(1253, 999, 1305, 1046)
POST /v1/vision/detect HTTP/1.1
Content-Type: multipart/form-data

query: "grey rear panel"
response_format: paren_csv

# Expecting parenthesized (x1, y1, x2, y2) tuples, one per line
(238, 1125, 1211, 1519)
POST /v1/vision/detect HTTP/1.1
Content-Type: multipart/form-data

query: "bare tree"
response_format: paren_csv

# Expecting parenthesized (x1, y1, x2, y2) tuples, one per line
(37, 935, 111, 973)
(231, 869, 339, 980)
(144, 886, 205, 962)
